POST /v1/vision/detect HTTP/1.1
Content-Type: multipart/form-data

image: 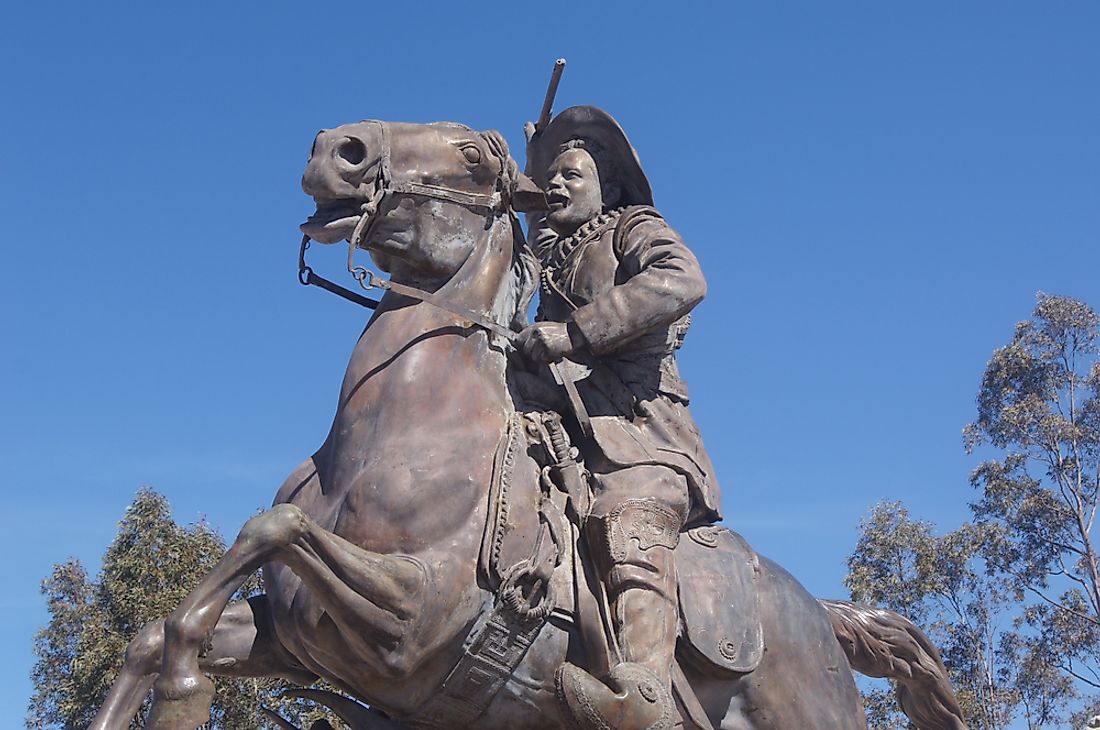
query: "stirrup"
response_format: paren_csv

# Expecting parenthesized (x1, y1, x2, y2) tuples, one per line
(556, 662, 676, 730)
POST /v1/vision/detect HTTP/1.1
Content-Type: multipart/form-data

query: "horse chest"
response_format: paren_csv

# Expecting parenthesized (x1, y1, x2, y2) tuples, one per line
(316, 322, 509, 548)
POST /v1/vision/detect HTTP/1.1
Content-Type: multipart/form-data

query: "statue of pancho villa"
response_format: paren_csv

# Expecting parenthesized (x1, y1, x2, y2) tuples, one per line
(86, 86, 968, 730)
(517, 105, 723, 726)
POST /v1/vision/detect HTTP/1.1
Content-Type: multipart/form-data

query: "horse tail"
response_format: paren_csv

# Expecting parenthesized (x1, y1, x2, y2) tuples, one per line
(819, 599, 968, 730)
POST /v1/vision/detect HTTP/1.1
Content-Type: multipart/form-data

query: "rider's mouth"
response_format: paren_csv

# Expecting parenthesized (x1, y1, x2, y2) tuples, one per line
(300, 200, 363, 244)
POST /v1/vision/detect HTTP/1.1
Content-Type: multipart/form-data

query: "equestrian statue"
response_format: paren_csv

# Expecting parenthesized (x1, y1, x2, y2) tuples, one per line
(88, 90, 969, 730)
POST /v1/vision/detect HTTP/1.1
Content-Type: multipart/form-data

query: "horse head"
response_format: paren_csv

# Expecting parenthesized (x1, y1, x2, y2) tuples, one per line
(301, 121, 540, 329)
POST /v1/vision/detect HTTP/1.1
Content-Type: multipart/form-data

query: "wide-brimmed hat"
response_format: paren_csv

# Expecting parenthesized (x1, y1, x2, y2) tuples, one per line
(527, 106, 653, 207)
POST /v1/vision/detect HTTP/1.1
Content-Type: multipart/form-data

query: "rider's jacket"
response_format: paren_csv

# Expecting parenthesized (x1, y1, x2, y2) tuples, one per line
(532, 205, 722, 527)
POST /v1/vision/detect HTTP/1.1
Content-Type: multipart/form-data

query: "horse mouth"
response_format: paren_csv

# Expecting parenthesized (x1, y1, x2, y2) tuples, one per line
(301, 199, 364, 244)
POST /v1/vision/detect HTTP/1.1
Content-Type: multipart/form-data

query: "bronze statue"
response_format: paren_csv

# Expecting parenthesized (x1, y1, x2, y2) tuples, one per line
(87, 112, 968, 730)
(517, 105, 721, 726)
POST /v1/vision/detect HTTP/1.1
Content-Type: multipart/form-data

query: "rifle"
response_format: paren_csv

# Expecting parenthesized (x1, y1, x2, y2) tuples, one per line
(525, 58, 566, 142)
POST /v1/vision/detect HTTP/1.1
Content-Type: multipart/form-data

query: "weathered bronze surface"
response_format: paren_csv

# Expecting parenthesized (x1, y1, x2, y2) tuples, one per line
(88, 103, 968, 730)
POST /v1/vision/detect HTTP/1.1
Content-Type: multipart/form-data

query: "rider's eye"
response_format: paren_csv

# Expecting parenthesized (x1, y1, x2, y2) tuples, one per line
(337, 137, 367, 165)
(461, 145, 482, 165)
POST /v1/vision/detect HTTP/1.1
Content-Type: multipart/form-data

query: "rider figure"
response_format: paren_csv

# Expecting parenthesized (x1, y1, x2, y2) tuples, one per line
(517, 106, 722, 728)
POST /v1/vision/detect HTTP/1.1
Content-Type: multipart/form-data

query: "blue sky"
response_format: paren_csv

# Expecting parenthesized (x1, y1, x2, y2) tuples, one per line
(2, 2, 1098, 726)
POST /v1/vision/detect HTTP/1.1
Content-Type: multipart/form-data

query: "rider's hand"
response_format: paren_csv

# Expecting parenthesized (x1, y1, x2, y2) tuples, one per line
(517, 322, 585, 363)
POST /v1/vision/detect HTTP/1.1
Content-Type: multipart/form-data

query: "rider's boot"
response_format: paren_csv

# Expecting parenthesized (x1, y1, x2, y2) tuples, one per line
(557, 498, 682, 730)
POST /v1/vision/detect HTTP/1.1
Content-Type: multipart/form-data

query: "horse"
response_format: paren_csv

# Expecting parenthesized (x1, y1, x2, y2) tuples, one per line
(89, 118, 966, 730)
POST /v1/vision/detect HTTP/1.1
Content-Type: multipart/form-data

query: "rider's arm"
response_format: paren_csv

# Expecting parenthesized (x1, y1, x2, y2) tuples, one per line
(569, 209, 706, 356)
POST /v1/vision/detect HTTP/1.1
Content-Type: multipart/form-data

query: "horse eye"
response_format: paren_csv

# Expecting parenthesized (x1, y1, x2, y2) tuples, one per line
(461, 145, 482, 165)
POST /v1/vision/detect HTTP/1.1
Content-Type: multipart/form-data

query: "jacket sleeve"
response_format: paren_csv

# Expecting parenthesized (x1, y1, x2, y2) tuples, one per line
(570, 208, 707, 355)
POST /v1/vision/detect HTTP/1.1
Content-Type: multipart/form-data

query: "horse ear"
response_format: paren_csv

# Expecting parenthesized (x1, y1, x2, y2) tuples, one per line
(512, 173, 548, 213)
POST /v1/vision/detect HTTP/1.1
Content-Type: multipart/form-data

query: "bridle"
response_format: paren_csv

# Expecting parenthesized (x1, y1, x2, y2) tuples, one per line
(347, 120, 505, 253)
(298, 120, 515, 341)
(296, 121, 594, 437)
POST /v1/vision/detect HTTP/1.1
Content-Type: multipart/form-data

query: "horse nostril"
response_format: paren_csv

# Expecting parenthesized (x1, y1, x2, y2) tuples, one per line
(337, 137, 367, 166)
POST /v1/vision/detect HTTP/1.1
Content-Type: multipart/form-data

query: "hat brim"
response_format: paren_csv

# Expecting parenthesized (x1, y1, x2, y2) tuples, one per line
(526, 106, 653, 208)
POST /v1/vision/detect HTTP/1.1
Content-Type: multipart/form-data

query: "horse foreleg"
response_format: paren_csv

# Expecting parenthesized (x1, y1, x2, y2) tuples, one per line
(278, 520, 425, 666)
(149, 503, 423, 730)
(90, 619, 160, 730)
(91, 596, 317, 730)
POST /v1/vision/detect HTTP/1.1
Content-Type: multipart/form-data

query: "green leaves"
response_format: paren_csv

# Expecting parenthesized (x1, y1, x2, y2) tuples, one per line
(849, 294, 1100, 729)
(26, 488, 331, 729)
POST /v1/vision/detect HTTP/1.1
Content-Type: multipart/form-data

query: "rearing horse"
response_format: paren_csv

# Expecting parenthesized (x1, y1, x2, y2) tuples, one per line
(90, 119, 966, 730)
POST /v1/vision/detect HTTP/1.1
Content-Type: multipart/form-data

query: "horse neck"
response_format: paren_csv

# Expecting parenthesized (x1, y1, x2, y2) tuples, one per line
(429, 213, 517, 328)
(347, 213, 518, 391)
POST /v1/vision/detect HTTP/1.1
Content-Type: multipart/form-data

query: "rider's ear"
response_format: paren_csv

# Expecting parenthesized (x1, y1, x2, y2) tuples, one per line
(512, 173, 548, 213)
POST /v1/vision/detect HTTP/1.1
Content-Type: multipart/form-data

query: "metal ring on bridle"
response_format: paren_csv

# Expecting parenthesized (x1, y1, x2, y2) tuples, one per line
(298, 234, 313, 286)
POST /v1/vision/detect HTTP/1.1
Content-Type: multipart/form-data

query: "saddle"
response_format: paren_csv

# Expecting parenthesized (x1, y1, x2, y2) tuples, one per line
(410, 410, 762, 729)
(479, 412, 764, 678)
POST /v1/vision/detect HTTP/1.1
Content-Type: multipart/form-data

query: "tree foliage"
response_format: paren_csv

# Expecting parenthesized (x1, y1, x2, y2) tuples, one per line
(847, 502, 1033, 728)
(965, 294, 1100, 697)
(27, 488, 330, 729)
(847, 294, 1100, 729)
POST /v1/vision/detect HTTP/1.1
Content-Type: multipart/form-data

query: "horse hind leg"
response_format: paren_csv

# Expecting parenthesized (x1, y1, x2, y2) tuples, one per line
(147, 503, 423, 730)
(90, 596, 317, 730)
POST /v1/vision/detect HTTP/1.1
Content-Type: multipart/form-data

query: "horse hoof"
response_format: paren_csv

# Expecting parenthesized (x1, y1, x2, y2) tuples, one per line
(147, 673, 215, 730)
(556, 662, 676, 730)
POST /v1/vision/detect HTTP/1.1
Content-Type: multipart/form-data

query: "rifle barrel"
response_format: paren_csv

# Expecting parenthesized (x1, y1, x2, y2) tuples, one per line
(536, 58, 567, 132)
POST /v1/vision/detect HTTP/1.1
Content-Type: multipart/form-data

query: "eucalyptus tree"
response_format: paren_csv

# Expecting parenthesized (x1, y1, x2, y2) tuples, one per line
(27, 488, 329, 729)
(847, 294, 1100, 729)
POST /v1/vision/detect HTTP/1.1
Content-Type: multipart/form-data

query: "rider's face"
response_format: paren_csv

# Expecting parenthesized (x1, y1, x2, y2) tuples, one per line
(545, 148, 604, 237)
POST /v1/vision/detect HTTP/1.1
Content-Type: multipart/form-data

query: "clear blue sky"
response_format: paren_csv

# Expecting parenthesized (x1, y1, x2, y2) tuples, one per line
(2, 2, 1097, 726)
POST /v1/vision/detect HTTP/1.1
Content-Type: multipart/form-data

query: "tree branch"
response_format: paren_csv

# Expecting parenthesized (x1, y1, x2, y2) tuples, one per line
(1058, 661, 1100, 690)
(983, 557, 1100, 628)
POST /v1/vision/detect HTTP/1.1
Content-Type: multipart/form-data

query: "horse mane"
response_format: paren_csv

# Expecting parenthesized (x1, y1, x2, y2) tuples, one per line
(493, 213, 539, 333)
(476, 128, 540, 333)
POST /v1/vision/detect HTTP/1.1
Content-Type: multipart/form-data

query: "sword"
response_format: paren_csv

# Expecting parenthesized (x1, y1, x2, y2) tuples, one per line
(549, 358, 592, 440)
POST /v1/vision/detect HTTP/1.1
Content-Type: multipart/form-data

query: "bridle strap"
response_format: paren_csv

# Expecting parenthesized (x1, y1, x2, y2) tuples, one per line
(348, 120, 505, 253)
(389, 181, 500, 211)
(298, 236, 379, 310)
(300, 120, 522, 342)
(355, 263, 518, 342)
(299, 231, 517, 340)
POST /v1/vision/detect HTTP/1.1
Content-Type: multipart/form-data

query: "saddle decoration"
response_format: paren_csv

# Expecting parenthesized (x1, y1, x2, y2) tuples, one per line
(410, 411, 576, 728)
(678, 526, 765, 675)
